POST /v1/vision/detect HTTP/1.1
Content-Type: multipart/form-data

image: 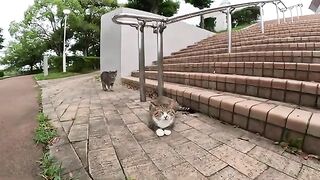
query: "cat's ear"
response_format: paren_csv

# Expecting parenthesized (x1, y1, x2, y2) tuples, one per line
(149, 101, 156, 111)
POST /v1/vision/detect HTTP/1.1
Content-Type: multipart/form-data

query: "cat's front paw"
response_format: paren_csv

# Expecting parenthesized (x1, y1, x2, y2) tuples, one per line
(156, 129, 165, 137)
(164, 129, 171, 136)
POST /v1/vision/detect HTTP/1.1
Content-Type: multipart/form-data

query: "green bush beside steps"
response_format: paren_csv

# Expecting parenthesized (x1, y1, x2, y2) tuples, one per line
(50, 56, 100, 73)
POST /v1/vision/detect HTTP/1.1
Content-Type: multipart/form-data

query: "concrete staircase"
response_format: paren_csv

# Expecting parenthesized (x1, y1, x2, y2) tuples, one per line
(122, 14, 320, 156)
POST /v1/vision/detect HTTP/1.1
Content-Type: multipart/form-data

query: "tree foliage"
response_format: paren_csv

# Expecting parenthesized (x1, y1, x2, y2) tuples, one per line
(126, 0, 180, 17)
(185, 0, 213, 28)
(70, 0, 117, 56)
(2, 30, 47, 71)
(185, 0, 212, 9)
(204, 17, 216, 32)
(0, 28, 4, 50)
(232, 6, 260, 27)
(2, 0, 117, 72)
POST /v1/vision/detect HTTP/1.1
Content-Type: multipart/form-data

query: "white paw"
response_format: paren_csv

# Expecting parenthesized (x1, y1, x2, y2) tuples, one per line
(156, 129, 165, 137)
(164, 129, 171, 136)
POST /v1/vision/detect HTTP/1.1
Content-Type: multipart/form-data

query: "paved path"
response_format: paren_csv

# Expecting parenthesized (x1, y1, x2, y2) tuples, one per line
(0, 76, 42, 180)
(40, 73, 320, 180)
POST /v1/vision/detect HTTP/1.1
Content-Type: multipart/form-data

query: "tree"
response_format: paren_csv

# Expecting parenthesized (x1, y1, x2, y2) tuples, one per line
(0, 28, 4, 50)
(70, 0, 117, 56)
(8, 0, 117, 57)
(1, 30, 47, 72)
(126, 0, 180, 17)
(185, 0, 213, 28)
(19, 0, 75, 56)
(2, 0, 117, 72)
(232, 6, 260, 28)
(204, 17, 216, 32)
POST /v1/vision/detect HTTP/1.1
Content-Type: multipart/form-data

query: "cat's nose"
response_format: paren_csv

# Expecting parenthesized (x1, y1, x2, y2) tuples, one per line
(164, 116, 168, 120)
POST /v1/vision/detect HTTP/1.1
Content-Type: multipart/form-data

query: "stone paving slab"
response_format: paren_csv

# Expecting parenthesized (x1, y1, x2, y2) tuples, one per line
(39, 73, 320, 180)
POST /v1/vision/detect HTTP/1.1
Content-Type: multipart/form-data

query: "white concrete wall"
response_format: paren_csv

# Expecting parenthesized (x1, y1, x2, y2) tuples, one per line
(101, 8, 213, 77)
(100, 9, 122, 73)
(211, 13, 228, 32)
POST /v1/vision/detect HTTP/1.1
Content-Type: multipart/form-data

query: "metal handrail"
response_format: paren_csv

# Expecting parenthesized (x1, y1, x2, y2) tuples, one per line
(112, 13, 166, 28)
(111, 0, 304, 102)
(166, 0, 283, 24)
(113, 0, 285, 27)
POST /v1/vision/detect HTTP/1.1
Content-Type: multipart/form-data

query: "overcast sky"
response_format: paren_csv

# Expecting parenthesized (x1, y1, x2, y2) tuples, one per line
(0, 0, 314, 55)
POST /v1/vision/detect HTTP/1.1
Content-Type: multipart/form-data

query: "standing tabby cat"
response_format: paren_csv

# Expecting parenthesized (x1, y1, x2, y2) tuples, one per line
(100, 71, 117, 91)
(149, 96, 189, 137)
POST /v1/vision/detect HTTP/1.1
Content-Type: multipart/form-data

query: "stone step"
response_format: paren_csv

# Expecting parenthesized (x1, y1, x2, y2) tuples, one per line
(264, 14, 320, 27)
(175, 36, 320, 55)
(208, 24, 320, 41)
(145, 62, 320, 82)
(196, 15, 320, 47)
(167, 42, 320, 59)
(197, 31, 320, 48)
(212, 19, 320, 34)
(199, 22, 320, 44)
(162, 51, 320, 64)
(215, 22, 320, 36)
(122, 76, 320, 156)
(131, 71, 320, 109)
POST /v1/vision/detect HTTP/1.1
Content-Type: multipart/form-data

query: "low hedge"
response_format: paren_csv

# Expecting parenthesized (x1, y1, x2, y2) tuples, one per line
(49, 56, 100, 73)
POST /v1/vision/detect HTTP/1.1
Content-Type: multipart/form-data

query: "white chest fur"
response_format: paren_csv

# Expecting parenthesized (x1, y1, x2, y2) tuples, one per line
(153, 116, 174, 129)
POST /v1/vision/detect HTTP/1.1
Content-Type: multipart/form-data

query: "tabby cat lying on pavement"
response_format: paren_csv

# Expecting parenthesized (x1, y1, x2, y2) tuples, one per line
(100, 71, 117, 91)
(149, 96, 189, 137)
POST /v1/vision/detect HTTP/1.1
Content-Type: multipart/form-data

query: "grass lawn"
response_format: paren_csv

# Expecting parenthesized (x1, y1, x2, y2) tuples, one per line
(0, 76, 10, 80)
(34, 72, 80, 81)
(232, 23, 254, 31)
(216, 23, 255, 33)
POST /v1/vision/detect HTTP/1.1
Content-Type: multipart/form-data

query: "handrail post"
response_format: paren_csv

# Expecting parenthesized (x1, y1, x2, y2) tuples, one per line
(156, 22, 166, 97)
(138, 21, 146, 102)
(259, 4, 265, 33)
(227, 8, 232, 53)
(282, 10, 286, 23)
(275, 3, 280, 24)
(296, 5, 300, 20)
(300, 5, 303, 16)
(290, 8, 293, 22)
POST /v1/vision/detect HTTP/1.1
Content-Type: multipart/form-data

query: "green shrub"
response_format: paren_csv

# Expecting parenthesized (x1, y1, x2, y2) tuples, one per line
(68, 56, 85, 72)
(49, 56, 100, 73)
(50, 56, 63, 71)
(0, 71, 4, 77)
(232, 6, 260, 27)
(204, 17, 216, 32)
(84, 56, 100, 70)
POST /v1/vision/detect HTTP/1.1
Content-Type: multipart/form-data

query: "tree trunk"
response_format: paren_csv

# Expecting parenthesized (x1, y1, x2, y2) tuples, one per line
(151, 5, 159, 14)
(83, 48, 88, 57)
(200, 15, 205, 29)
(29, 64, 34, 71)
(151, 0, 160, 14)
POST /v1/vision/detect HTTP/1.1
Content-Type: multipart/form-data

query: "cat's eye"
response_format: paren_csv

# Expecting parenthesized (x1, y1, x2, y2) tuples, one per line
(155, 112, 161, 117)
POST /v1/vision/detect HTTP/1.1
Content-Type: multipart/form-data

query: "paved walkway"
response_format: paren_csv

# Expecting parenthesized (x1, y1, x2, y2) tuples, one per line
(40, 73, 320, 180)
(0, 76, 42, 180)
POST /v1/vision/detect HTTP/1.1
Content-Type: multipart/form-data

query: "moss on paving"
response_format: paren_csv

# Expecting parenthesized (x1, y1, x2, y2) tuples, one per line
(35, 82, 62, 180)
